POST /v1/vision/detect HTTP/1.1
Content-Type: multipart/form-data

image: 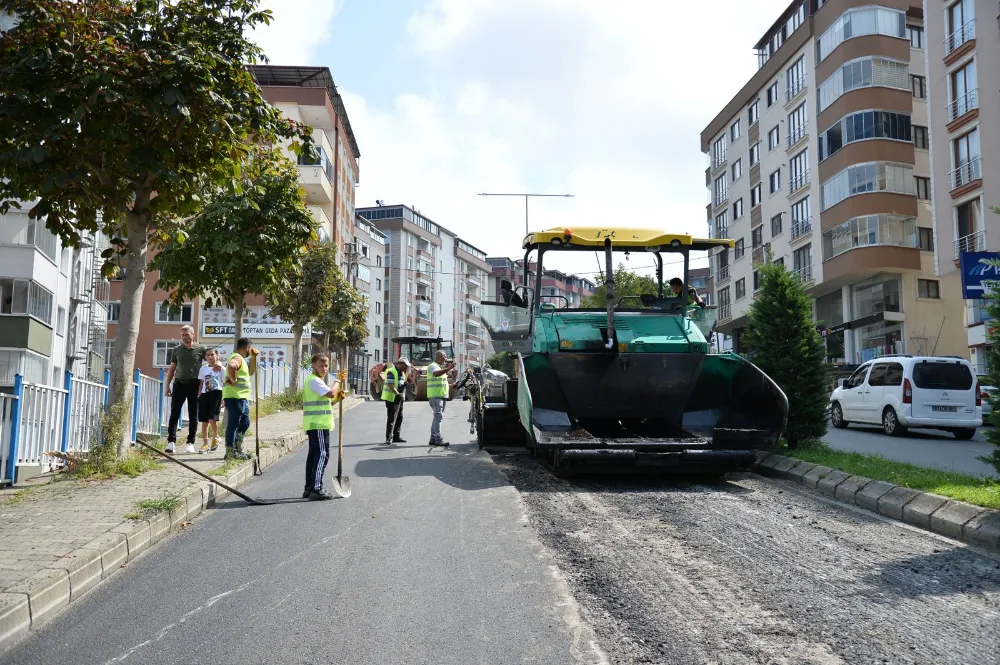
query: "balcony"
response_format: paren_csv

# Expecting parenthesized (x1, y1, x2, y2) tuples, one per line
(712, 151, 727, 172)
(716, 265, 730, 284)
(954, 230, 985, 260)
(786, 124, 808, 151)
(943, 19, 975, 59)
(0, 217, 58, 263)
(415, 269, 432, 285)
(297, 163, 333, 203)
(790, 219, 813, 244)
(788, 169, 810, 195)
(950, 157, 982, 194)
(947, 88, 979, 125)
(792, 264, 814, 284)
(785, 76, 807, 105)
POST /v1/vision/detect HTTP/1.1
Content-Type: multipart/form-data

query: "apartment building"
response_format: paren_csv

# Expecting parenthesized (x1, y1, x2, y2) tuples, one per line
(0, 212, 109, 389)
(349, 214, 387, 387)
(358, 204, 491, 371)
(701, 0, 966, 363)
(924, 0, 999, 374)
(486, 258, 597, 307)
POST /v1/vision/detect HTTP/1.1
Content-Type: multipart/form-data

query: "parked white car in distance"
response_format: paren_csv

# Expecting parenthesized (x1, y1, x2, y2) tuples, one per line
(979, 376, 993, 419)
(830, 355, 981, 439)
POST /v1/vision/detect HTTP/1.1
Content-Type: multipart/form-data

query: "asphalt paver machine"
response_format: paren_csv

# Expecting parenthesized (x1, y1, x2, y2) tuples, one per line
(476, 226, 788, 475)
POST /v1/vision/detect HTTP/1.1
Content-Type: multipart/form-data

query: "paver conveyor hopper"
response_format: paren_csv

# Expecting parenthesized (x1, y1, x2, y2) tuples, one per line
(476, 226, 788, 475)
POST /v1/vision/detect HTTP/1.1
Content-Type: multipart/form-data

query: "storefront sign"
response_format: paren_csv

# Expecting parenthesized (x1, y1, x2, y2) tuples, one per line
(201, 323, 309, 339)
(960, 252, 1000, 299)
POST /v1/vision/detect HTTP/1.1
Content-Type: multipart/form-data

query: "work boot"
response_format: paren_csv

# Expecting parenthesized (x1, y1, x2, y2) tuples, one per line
(392, 437, 406, 443)
(429, 440, 450, 447)
(302, 489, 311, 499)
(308, 489, 334, 501)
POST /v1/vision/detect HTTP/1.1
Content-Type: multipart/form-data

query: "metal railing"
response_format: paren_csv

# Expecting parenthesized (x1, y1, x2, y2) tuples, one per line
(712, 150, 727, 170)
(719, 303, 732, 320)
(135, 372, 162, 437)
(954, 230, 985, 259)
(947, 88, 979, 123)
(787, 123, 808, 148)
(792, 264, 815, 283)
(716, 265, 731, 282)
(790, 219, 813, 241)
(788, 169, 810, 193)
(950, 157, 982, 191)
(66, 375, 108, 455)
(786, 75, 807, 102)
(0, 394, 17, 484)
(943, 19, 975, 55)
(13, 380, 67, 473)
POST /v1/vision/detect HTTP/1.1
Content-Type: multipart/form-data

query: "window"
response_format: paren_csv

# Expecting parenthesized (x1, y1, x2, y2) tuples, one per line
(375, 301, 382, 314)
(844, 365, 870, 389)
(918, 227, 934, 251)
(376, 278, 382, 291)
(820, 162, 915, 212)
(952, 128, 981, 188)
(910, 75, 925, 99)
(918, 279, 940, 299)
(104, 340, 115, 367)
(57, 306, 66, 331)
(791, 196, 812, 238)
(751, 184, 762, 208)
(817, 7, 906, 62)
(912, 126, 928, 149)
(912, 361, 972, 391)
(817, 57, 909, 112)
(154, 341, 176, 368)
(712, 136, 727, 169)
(752, 270, 760, 292)
(731, 120, 741, 142)
(789, 149, 809, 192)
(375, 325, 381, 338)
(821, 214, 918, 260)
(915, 176, 930, 200)
(713, 175, 728, 207)
(374, 350, 380, 362)
(748, 100, 759, 125)
(766, 82, 779, 107)
(731, 159, 743, 181)
(819, 110, 912, 161)
(734, 238, 745, 260)
(786, 57, 806, 100)
(787, 102, 807, 146)
(771, 214, 783, 237)
(749, 142, 760, 166)
(752, 226, 764, 248)
(793, 244, 812, 278)
(0, 278, 54, 325)
(155, 302, 193, 324)
(406, 280, 412, 293)
(867, 364, 887, 387)
(107, 301, 122, 323)
(376, 255, 382, 267)
(767, 126, 780, 150)
(907, 25, 923, 49)
(714, 211, 729, 239)
(733, 198, 744, 220)
(945, 0, 975, 55)
(735, 278, 746, 300)
(949, 60, 978, 121)
(769, 169, 781, 194)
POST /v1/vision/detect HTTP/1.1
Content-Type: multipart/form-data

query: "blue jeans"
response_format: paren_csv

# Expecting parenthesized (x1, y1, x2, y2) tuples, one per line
(429, 397, 446, 442)
(224, 398, 250, 451)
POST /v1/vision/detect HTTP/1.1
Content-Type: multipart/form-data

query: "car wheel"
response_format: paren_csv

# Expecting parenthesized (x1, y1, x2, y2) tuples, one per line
(830, 402, 848, 429)
(952, 428, 976, 441)
(882, 407, 907, 437)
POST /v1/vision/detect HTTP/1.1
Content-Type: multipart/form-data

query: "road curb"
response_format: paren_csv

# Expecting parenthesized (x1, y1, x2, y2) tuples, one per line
(0, 397, 364, 655)
(753, 452, 1000, 552)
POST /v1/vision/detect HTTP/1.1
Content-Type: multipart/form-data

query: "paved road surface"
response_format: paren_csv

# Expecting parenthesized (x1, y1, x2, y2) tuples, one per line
(824, 424, 996, 478)
(1, 401, 607, 665)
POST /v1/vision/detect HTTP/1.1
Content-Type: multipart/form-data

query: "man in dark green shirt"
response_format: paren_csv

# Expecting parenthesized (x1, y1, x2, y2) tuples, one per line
(164, 325, 207, 454)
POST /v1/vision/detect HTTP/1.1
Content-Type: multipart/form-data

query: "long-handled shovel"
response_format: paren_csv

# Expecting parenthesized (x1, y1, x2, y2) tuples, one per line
(330, 393, 351, 498)
(252, 360, 263, 476)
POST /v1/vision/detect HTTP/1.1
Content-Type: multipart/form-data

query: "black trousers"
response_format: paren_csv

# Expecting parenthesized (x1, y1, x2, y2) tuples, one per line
(385, 400, 403, 440)
(168, 380, 200, 444)
(305, 429, 331, 492)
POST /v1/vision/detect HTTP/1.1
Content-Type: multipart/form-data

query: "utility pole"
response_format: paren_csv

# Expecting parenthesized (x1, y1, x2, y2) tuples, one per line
(342, 239, 364, 393)
(478, 192, 574, 236)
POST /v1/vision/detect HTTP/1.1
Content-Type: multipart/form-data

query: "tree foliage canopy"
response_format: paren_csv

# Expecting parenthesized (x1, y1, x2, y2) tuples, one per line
(316, 268, 370, 359)
(580, 265, 658, 309)
(742, 260, 829, 448)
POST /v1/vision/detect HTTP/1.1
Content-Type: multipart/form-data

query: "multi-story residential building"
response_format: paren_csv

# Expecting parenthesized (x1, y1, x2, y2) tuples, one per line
(486, 258, 597, 307)
(0, 211, 109, 389)
(358, 204, 491, 371)
(701, 0, 966, 363)
(924, 0, 999, 373)
(348, 213, 387, 389)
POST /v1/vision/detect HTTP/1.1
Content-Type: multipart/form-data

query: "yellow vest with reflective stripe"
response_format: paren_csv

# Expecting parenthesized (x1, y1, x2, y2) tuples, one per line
(222, 353, 251, 400)
(381, 365, 400, 402)
(302, 373, 335, 431)
(426, 362, 448, 399)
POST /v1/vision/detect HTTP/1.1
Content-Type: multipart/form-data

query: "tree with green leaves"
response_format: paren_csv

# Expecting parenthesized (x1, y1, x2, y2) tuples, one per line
(315, 269, 370, 386)
(0, 0, 310, 456)
(581, 265, 658, 308)
(486, 352, 516, 377)
(266, 242, 342, 392)
(979, 205, 1000, 473)
(743, 259, 829, 449)
(152, 146, 318, 341)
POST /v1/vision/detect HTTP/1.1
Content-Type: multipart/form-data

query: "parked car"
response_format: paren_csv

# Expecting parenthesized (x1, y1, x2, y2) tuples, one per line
(829, 355, 981, 439)
(978, 376, 993, 420)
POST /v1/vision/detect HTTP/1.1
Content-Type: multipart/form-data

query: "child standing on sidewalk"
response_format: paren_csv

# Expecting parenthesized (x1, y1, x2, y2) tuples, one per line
(197, 348, 225, 453)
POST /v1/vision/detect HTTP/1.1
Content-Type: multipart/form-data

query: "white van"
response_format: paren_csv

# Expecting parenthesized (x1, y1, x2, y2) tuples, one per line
(830, 355, 981, 439)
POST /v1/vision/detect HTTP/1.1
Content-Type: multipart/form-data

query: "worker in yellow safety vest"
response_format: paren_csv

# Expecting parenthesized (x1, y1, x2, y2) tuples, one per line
(381, 357, 410, 445)
(223, 336, 258, 461)
(426, 350, 457, 447)
(301, 353, 346, 501)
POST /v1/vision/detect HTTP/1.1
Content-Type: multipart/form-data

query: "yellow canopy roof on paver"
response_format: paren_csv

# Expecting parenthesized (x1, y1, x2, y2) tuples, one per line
(523, 227, 735, 251)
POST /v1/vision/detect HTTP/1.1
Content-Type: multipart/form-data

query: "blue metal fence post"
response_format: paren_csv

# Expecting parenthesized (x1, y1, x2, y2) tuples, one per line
(60, 371, 73, 454)
(131, 368, 140, 443)
(103, 369, 111, 406)
(158, 368, 166, 434)
(7, 374, 24, 484)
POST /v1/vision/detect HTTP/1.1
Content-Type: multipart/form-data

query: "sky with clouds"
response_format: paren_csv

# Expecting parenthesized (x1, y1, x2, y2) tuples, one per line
(253, 0, 792, 277)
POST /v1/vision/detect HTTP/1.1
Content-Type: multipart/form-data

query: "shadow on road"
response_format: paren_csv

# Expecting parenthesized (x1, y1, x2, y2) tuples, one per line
(353, 442, 511, 492)
(861, 547, 1000, 599)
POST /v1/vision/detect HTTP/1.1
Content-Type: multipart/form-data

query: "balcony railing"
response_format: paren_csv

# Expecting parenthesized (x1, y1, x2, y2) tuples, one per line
(947, 88, 979, 123)
(792, 263, 814, 283)
(719, 303, 732, 321)
(788, 169, 810, 194)
(790, 219, 813, 241)
(944, 19, 975, 55)
(954, 230, 985, 259)
(787, 124, 807, 148)
(716, 265, 730, 283)
(786, 75, 807, 102)
(950, 157, 982, 191)
(712, 151, 727, 171)
(714, 224, 728, 239)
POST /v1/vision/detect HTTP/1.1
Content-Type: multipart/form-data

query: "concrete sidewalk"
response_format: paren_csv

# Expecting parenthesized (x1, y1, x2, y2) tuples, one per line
(0, 397, 364, 649)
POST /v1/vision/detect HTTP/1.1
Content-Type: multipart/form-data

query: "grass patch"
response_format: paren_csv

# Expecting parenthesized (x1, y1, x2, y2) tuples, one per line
(208, 458, 240, 477)
(123, 511, 145, 521)
(0, 488, 32, 507)
(251, 389, 303, 420)
(786, 440, 1000, 510)
(66, 404, 165, 480)
(136, 496, 183, 513)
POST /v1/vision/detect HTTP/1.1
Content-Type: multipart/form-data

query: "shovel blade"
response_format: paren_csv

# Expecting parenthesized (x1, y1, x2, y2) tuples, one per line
(331, 475, 352, 498)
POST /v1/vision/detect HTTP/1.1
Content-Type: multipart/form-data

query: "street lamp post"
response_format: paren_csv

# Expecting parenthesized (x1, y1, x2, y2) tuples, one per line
(478, 192, 575, 236)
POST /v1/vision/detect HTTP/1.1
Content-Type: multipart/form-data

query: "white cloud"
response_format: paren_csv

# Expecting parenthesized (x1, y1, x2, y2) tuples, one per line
(251, 0, 343, 66)
(261, 0, 791, 276)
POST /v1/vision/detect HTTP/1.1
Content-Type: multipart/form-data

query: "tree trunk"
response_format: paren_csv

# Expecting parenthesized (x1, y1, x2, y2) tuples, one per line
(109, 208, 149, 457)
(341, 344, 350, 393)
(289, 322, 304, 393)
(233, 294, 245, 348)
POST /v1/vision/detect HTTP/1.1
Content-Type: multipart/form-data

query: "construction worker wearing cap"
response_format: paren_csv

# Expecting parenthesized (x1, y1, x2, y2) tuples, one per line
(381, 357, 410, 444)
(426, 350, 457, 447)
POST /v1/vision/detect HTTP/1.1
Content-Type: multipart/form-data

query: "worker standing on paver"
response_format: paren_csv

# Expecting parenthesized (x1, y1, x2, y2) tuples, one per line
(301, 353, 345, 501)
(164, 324, 207, 454)
(381, 357, 410, 445)
(223, 337, 258, 461)
(426, 351, 456, 447)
